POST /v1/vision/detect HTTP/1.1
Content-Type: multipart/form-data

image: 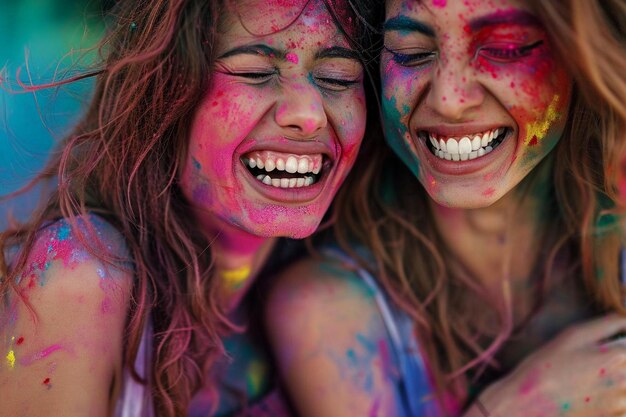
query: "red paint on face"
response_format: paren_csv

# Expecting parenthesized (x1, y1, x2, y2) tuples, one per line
(43, 377, 50, 385)
(16, 337, 24, 345)
(180, 0, 366, 241)
(528, 135, 538, 146)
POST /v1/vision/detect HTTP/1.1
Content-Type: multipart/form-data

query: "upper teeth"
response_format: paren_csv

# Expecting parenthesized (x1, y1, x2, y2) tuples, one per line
(243, 151, 323, 188)
(243, 151, 322, 175)
(428, 127, 505, 161)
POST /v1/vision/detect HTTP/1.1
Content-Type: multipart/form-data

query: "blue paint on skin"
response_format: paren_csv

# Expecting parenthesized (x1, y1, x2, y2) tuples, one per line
(192, 157, 202, 170)
(381, 94, 421, 179)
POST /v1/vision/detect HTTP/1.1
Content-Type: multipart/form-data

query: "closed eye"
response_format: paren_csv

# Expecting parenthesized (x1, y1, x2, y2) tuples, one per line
(314, 77, 360, 91)
(227, 70, 277, 83)
(477, 40, 544, 63)
(384, 46, 437, 67)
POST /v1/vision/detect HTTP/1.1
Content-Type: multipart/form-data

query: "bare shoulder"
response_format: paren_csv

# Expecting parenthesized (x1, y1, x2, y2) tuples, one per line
(265, 255, 402, 417)
(0, 214, 133, 417)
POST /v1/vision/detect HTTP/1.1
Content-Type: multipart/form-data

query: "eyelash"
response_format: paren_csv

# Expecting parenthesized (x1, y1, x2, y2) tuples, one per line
(477, 40, 544, 62)
(384, 46, 437, 67)
(229, 71, 358, 91)
(385, 40, 544, 67)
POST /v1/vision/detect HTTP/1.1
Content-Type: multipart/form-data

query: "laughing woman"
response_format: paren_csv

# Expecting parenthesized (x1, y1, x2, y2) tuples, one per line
(266, 0, 626, 416)
(0, 0, 375, 416)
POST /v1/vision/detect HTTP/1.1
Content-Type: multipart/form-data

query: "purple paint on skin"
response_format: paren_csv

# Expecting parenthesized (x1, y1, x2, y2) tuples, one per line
(19, 344, 63, 366)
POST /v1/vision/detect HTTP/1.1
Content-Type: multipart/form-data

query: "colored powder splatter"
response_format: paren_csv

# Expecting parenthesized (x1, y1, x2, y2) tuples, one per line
(524, 95, 561, 145)
(432, 0, 446, 7)
(19, 345, 63, 366)
(16, 337, 24, 345)
(221, 266, 251, 290)
(192, 157, 202, 170)
(561, 402, 571, 412)
(245, 360, 267, 395)
(369, 397, 381, 417)
(286, 52, 299, 64)
(6, 350, 15, 368)
(528, 135, 538, 146)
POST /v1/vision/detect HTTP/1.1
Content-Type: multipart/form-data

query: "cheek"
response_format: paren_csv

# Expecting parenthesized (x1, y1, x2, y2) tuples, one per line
(381, 60, 425, 176)
(336, 91, 367, 158)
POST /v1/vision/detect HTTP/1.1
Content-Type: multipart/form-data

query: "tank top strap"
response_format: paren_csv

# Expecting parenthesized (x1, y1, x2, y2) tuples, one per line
(114, 319, 155, 417)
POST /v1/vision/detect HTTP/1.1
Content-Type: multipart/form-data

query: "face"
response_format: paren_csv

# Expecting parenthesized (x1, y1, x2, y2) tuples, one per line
(180, 0, 366, 239)
(382, 0, 572, 208)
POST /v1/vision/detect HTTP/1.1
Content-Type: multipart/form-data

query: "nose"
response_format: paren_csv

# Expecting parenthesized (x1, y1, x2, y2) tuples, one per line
(427, 54, 485, 121)
(274, 79, 327, 138)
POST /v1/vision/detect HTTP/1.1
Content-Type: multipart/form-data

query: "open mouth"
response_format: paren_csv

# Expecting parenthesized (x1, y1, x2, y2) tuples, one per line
(241, 150, 328, 189)
(420, 127, 510, 161)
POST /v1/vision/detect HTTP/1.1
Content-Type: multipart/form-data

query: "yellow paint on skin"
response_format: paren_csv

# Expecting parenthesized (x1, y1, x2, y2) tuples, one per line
(221, 265, 251, 290)
(524, 95, 561, 145)
(6, 350, 15, 368)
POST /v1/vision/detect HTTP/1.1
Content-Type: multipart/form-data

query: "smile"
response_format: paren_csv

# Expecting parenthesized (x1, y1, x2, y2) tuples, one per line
(422, 127, 509, 161)
(241, 150, 325, 189)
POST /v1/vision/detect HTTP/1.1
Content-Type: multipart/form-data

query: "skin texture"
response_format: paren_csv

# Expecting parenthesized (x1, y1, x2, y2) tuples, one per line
(0, 217, 132, 417)
(179, 0, 366, 241)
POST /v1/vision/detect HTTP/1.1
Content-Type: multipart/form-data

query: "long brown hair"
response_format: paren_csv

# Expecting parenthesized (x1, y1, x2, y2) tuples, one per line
(332, 0, 626, 408)
(0, 0, 376, 416)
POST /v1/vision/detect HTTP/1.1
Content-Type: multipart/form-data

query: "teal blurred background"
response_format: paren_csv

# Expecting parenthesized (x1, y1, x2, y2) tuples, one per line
(0, 0, 108, 226)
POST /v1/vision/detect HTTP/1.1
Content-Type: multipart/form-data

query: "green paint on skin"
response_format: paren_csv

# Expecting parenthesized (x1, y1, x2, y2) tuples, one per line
(381, 94, 420, 179)
(561, 402, 571, 412)
(318, 262, 376, 299)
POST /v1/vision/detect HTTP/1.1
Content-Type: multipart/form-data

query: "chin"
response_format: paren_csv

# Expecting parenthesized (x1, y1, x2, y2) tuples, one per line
(426, 188, 506, 210)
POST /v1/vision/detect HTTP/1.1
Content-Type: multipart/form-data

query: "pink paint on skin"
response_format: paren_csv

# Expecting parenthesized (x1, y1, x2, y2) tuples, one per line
(180, 0, 366, 241)
(432, 0, 446, 7)
(518, 367, 541, 395)
(19, 344, 63, 366)
(285, 52, 299, 64)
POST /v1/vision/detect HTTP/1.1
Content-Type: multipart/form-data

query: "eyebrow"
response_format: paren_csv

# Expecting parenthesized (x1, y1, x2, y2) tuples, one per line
(219, 44, 286, 60)
(383, 16, 435, 37)
(219, 44, 360, 62)
(315, 46, 360, 61)
(468, 10, 542, 31)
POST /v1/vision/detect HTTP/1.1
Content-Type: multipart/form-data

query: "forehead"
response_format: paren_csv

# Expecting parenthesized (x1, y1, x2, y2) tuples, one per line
(219, 0, 348, 45)
(386, 0, 534, 22)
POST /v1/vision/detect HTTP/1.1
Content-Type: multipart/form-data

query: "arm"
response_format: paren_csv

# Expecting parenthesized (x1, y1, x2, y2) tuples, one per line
(264, 257, 405, 417)
(0, 217, 133, 417)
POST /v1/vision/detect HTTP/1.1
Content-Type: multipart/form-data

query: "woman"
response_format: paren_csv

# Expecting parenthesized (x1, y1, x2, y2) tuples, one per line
(0, 0, 376, 416)
(265, 0, 626, 416)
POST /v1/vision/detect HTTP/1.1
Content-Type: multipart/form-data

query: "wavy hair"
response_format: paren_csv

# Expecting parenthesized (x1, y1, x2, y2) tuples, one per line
(332, 0, 626, 409)
(0, 0, 376, 415)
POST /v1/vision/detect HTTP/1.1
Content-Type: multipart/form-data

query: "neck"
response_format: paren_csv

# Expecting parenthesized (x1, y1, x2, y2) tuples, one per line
(430, 157, 555, 301)
(205, 219, 277, 312)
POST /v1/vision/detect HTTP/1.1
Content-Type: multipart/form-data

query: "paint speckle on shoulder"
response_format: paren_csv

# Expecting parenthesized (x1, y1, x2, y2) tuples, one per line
(21, 215, 129, 283)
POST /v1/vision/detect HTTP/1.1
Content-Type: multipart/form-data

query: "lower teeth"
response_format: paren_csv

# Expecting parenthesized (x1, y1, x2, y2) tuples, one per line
(256, 175, 315, 188)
